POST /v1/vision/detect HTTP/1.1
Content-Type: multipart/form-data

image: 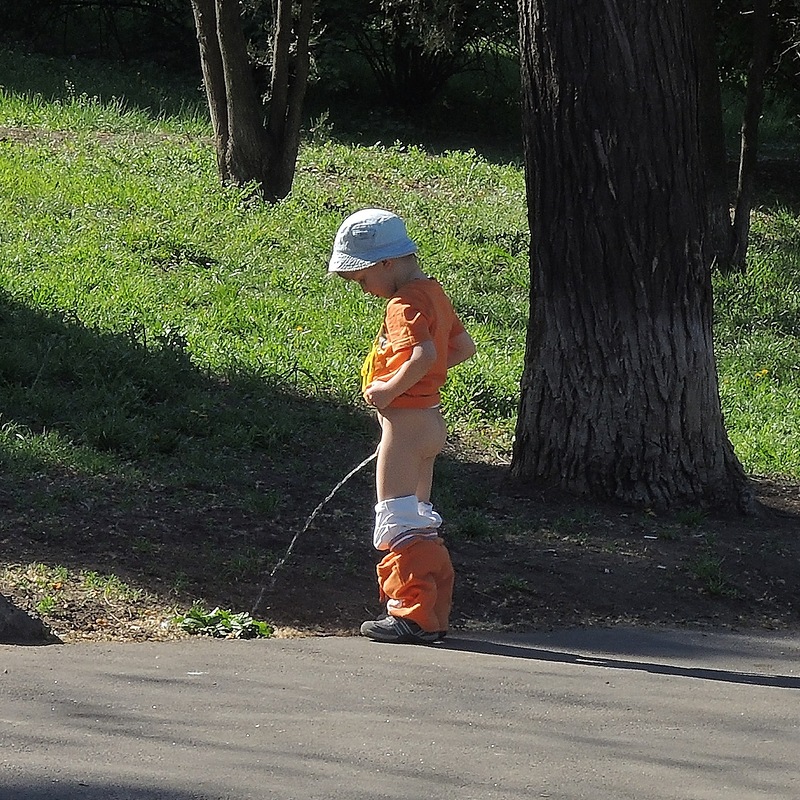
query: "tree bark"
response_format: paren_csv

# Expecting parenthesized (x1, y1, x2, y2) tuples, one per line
(511, 0, 752, 510)
(0, 594, 60, 645)
(191, 0, 231, 182)
(190, 0, 314, 202)
(266, 0, 314, 199)
(215, 0, 274, 197)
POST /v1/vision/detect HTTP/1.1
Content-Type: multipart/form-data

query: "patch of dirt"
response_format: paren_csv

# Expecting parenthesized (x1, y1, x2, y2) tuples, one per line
(2, 448, 798, 644)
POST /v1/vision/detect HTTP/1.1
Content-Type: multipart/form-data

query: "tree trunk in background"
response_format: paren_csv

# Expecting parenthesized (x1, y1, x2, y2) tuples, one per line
(266, 0, 314, 199)
(214, 0, 274, 195)
(191, 0, 231, 182)
(730, 0, 773, 270)
(190, 0, 313, 202)
(690, 0, 735, 271)
(511, 0, 753, 510)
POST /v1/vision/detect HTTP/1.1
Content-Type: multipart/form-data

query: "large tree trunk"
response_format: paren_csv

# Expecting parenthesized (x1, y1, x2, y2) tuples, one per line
(1, 594, 60, 645)
(511, 0, 752, 510)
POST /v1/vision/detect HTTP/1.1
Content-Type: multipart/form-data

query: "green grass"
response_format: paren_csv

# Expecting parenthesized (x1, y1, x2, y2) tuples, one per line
(714, 206, 800, 476)
(0, 70, 527, 487)
(0, 45, 797, 493)
(0, 46, 208, 134)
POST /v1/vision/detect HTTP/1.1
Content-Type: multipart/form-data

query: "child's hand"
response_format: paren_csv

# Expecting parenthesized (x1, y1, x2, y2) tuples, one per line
(363, 342, 435, 409)
(364, 380, 394, 410)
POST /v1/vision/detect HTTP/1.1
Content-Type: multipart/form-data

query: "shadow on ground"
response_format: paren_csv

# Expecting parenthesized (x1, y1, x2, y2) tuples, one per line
(441, 637, 800, 690)
(1, 285, 799, 644)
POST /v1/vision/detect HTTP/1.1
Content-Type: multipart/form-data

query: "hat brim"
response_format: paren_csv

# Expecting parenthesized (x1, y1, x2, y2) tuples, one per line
(327, 241, 418, 273)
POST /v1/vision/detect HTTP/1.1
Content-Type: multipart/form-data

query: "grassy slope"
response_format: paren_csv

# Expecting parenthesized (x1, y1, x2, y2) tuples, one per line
(0, 47, 798, 638)
(0, 49, 796, 478)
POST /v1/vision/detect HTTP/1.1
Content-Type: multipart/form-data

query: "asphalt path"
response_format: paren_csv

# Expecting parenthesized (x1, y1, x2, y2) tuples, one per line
(2, 627, 799, 800)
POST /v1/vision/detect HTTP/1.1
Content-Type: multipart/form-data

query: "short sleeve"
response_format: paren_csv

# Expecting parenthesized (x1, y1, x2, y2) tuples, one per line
(384, 297, 432, 352)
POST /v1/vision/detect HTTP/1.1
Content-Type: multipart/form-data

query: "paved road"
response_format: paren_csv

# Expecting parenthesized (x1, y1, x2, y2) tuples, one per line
(1, 627, 799, 800)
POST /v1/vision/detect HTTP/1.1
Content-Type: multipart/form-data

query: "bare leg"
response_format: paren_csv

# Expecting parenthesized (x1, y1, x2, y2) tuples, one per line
(415, 455, 437, 504)
(375, 407, 446, 502)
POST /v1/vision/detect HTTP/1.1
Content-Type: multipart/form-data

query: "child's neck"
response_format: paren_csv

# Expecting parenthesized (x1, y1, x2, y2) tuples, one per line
(392, 261, 427, 290)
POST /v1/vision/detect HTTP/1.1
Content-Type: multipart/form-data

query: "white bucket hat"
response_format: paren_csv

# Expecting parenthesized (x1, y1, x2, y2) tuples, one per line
(328, 208, 418, 273)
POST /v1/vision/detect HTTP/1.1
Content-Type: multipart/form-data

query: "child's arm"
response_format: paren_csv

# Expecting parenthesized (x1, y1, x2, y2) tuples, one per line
(365, 340, 437, 409)
(447, 330, 477, 368)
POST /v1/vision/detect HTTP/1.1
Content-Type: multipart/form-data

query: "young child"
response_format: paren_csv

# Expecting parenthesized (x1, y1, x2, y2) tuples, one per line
(328, 208, 476, 644)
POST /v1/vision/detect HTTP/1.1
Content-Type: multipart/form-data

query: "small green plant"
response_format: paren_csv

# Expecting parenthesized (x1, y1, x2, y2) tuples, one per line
(220, 548, 270, 581)
(36, 595, 58, 615)
(132, 537, 156, 555)
(173, 604, 273, 639)
(171, 571, 190, 594)
(675, 508, 707, 528)
(80, 570, 142, 601)
(244, 488, 281, 516)
(498, 576, 534, 594)
(552, 508, 599, 535)
(455, 511, 494, 541)
(686, 551, 739, 598)
(658, 526, 681, 541)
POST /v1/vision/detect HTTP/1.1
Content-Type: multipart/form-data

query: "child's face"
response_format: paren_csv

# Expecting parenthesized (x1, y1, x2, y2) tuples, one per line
(343, 261, 394, 298)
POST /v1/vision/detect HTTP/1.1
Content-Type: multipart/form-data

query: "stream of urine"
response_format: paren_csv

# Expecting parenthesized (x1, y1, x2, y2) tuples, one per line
(250, 447, 379, 615)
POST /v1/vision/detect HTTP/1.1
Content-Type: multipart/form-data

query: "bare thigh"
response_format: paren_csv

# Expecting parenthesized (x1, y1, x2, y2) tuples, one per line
(376, 407, 447, 502)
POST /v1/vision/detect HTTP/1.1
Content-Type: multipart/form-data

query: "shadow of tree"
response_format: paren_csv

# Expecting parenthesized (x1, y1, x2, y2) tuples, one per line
(3, 287, 800, 638)
(442, 637, 800, 690)
(0, 290, 382, 630)
(6, 783, 211, 800)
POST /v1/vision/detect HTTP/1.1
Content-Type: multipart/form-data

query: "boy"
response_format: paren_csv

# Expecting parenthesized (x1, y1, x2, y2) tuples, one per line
(328, 208, 476, 644)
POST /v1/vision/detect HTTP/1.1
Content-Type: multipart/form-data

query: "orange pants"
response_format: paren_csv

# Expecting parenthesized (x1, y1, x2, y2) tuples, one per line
(376, 538, 454, 633)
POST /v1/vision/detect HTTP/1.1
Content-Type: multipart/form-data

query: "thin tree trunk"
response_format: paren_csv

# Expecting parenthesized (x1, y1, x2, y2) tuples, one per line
(266, 0, 314, 198)
(191, 0, 312, 202)
(731, 0, 773, 270)
(215, 0, 273, 197)
(191, 0, 230, 182)
(512, 0, 752, 510)
(690, 0, 735, 271)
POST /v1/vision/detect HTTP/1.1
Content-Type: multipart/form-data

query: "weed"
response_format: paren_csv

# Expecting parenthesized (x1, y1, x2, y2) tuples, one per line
(132, 537, 157, 555)
(173, 604, 273, 639)
(675, 509, 708, 528)
(171, 572, 190, 594)
(305, 564, 334, 580)
(686, 551, 739, 598)
(242, 488, 281, 516)
(454, 511, 494, 541)
(80, 571, 142, 601)
(498, 576, 534, 594)
(36, 595, 58, 615)
(221, 548, 271, 581)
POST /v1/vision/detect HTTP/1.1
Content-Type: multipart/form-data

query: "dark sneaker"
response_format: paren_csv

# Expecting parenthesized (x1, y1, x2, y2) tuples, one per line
(360, 616, 440, 644)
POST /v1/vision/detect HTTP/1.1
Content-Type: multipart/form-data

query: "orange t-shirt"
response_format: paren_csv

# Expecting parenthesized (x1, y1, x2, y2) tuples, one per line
(362, 278, 466, 409)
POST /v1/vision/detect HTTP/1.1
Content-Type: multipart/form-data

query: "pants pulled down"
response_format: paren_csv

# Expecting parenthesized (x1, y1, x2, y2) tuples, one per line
(376, 538, 454, 634)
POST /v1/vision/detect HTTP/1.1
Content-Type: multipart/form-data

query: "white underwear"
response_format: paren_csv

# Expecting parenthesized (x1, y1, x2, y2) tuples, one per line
(373, 495, 443, 551)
